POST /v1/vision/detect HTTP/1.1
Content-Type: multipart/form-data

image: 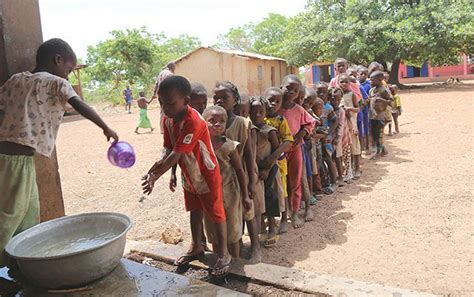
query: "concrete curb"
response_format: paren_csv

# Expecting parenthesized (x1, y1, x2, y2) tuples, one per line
(127, 240, 437, 297)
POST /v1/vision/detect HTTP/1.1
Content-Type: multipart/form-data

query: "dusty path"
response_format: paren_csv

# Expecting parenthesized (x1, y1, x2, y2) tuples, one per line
(56, 86, 473, 295)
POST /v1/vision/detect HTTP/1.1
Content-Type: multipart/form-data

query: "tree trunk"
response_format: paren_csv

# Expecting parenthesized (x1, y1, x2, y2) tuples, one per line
(389, 58, 405, 87)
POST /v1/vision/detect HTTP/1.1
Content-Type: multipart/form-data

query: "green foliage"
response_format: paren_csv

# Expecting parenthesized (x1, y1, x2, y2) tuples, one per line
(216, 13, 289, 58)
(216, 25, 254, 52)
(84, 27, 201, 104)
(285, 0, 474, 68)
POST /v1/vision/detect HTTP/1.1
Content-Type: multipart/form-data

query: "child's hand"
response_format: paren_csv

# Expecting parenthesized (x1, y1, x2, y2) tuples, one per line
(258, 169, 270, 181)
(147, 160, 164, 175)
(103, 127, 119, 142)
(142, 173, 158, 195)
(242, 195, 252, 211)
(169, 174, 177, 192)
(248, 183, 257, 200)
(293, 135, 304, 146)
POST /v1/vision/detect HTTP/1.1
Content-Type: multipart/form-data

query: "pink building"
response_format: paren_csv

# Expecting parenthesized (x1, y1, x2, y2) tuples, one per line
(398, 53, 474, 84)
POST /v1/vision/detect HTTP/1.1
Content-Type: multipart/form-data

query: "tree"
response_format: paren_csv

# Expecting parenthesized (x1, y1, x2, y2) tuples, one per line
(86, 27, 157, 87)
(285, 0, 474, 85)
(216, 13, 288, 58)
(216, 24, 254, 52)
(84, 27, 201, 103)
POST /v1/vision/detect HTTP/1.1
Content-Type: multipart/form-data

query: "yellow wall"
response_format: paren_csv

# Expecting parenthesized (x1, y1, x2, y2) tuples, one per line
(175, 48, 292, 97)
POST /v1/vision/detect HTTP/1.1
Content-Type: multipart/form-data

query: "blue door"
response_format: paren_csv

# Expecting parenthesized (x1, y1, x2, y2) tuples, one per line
(420, 62, 428, 77)
(312, 65, 320, 83)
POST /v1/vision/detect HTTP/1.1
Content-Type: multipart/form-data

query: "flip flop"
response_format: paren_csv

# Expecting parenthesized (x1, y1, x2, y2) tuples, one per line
(210, 258, 232, 277)
(322, 187, 334, 195)
(263, 235, 279, 248)
(309, 195, 318, 205)
(174, 251, 204, 266)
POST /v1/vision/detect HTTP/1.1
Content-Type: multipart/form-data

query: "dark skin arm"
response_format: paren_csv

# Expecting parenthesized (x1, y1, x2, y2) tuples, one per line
(245, 127, 257, 199)
(169, 164, 178, 192)
(293, 129, 308, 147)
(259, 130, 280, 180)
(229, 149, 251, 210)
(142, 151, 182, 195)
(347, 93, 360, 113)
(68, 96, 118, 142)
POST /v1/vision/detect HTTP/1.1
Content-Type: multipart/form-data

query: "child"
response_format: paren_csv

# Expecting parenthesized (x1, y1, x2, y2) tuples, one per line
(278, 75, 315, 228)
(368, 71, 393, 158)
(249, 96, 282, 247)
(135, 91, 154, 134)
(347, 67, 368, 153)
(202, 106, 251, 259)
(315, 82, 339, 193)
(213, 81, 261, 263)
(263, 87, 294, 234)
(0, 38, 119, 268)
(358, 66, 371, 151)
(388, 85, 402, 135)
(170, 82, 209, 250)
(302, 88, 320, 207)
(142, 76, 231, 277)
(338, 74, 361, 179)
(329, 58, 362, 100)
(123, 85, 133, 114)
(190, 82, 208, 115)
(311, 98, 328, 196)
(234, 94, 250, 118)
(330, 87, 352, 183)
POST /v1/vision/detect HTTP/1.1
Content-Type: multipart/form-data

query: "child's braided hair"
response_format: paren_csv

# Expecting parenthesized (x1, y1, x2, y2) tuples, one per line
(216, 81, 241, 106)
(327, 87, 344, 100)
(249, 95, 269, 111)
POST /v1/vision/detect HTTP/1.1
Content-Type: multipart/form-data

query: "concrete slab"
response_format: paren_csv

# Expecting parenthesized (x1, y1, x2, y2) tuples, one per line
(131, 241, 437, 297)
(8, 259, 248, 296)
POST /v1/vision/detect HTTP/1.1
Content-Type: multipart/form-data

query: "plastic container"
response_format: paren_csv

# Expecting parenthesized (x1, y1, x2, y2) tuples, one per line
(107, 141, 135, 168)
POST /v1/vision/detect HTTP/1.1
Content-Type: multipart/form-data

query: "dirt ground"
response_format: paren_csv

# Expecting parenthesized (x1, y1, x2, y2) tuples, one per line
(56, 85, 473, 295)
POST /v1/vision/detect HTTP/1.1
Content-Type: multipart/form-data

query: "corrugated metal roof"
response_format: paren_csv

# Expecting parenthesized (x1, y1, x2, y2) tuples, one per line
(174, 47, 287, 64)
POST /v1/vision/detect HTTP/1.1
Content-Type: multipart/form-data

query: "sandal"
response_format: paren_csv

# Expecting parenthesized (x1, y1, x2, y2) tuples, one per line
(174, 251, 204, 266)
(309, 195, 318, 205)
(264, 235, 279, 248)
(322, 187, 334, 195)
(210, 257, 232, 277)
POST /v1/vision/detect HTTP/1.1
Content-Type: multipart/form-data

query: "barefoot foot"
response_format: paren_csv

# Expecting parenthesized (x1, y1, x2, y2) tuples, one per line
(305, 208, 314, 222)
(291, 213, 304, 229)
(248, 247, 262, 264)
(279, 219, 289, 234)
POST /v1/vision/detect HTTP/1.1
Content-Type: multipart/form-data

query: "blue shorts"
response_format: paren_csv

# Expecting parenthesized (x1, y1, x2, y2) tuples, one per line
(357, 111, 365, 137)
(302, 145, 313, 177)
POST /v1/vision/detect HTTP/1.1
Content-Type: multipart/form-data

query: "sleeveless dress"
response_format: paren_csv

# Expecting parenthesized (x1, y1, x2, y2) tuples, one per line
(342, 92, 361, 155)
(204, 137, 243, 244)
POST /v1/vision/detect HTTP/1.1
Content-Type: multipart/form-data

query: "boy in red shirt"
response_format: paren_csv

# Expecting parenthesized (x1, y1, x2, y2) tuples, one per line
(142, 76, 230, 277)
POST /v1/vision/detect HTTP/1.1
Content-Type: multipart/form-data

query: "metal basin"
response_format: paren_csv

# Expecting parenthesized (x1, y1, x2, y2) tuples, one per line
(5, 212, 132, 289)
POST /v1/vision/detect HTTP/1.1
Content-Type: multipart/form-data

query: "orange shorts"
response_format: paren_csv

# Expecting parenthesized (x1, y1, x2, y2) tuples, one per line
(184, 188, 226, 224)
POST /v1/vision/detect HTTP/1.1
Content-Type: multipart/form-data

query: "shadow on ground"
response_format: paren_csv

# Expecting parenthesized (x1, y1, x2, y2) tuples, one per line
(259, 136, 412, 268)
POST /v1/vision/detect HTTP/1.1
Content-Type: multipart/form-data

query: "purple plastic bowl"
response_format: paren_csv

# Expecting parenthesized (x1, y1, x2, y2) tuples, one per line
(107, 141, 136, 168)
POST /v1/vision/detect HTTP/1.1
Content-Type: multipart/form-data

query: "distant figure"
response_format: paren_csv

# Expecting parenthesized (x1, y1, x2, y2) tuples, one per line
(153, 62, 176, 97)
(123, 86, 133, 114)
(135, 91, 154, 134)
(153, 62, 176, 133)
(189, 82, 208, 115)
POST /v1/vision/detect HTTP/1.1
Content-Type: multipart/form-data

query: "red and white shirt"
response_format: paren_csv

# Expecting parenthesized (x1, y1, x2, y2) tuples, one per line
(163, 107, 221, 194)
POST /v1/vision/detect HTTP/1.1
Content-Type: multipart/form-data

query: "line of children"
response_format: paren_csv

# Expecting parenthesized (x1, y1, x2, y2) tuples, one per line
(142, 61, 402, 276)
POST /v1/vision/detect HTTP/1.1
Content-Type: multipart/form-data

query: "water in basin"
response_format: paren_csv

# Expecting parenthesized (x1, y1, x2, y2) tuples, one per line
(27, 232, 118, 258)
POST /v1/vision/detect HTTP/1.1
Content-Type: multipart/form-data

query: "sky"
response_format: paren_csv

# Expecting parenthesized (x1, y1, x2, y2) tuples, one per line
(39, 0, 307, 60)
